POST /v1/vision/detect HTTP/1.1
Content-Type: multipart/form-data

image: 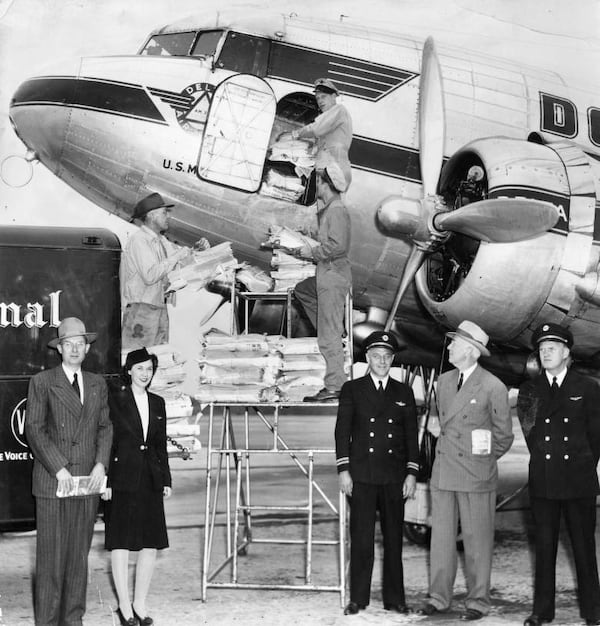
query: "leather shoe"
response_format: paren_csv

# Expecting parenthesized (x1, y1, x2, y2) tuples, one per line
(524, 615, 552, 626)
(343, 601, 365, 615)
(384, 603, 411, 614)
(417, 603, 440, 616)
(132, 605, 153, 625)
(460, 608, 484, 621)
(303, 387, 340, 402)
(116, 608, 138, 626)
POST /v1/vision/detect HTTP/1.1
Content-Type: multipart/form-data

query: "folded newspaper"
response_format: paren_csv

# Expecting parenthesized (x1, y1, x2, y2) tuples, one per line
(56, 475, 107, 498)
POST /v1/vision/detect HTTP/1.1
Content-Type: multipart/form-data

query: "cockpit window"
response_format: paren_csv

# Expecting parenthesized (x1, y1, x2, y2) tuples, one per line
(216, 32, 270, 76)
(140, 31, 197, 56)
(190, 30, 223, 57)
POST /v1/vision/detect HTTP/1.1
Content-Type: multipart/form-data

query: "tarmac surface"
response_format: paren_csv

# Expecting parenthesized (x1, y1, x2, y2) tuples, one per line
(1, 409, 598, 625)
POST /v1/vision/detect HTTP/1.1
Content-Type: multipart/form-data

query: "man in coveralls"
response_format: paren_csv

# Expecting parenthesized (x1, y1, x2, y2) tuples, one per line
(518, 323, 600, 626)
(335, 330, 419, 615)
(294, 161, 352, 402)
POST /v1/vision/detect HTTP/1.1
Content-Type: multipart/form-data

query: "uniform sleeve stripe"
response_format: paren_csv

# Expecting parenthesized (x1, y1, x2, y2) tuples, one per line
(407, 462, 419, 471)
(336, 457, 349, 466)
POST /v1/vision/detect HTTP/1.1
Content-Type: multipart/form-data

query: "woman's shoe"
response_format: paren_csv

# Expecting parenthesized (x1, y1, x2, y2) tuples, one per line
(116, 607, 139, 626)
(132, 605, 154, 625)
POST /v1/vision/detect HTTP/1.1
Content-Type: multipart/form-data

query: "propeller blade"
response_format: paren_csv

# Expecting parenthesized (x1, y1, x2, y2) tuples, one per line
(419, 37, 445, 197)
(384, 247, 428, 331)
(433, 198, 560, 243)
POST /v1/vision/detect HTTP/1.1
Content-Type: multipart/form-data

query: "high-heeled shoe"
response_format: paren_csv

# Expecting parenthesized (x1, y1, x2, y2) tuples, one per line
(116, 607, 139, 625)
(132, 605, 154, 625)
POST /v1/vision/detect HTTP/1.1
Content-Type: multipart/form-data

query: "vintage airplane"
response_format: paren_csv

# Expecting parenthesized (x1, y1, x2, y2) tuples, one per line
(8, 10, 600, 383)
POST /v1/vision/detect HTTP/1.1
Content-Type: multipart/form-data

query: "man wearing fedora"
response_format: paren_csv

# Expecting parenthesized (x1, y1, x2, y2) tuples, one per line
(517, 323, 600, 626)
(294, 160, 352, 402)
(287, 77, 353, 189)
(121, 192, 209, 348)
(335, 330, 419, 615)
(419, 320, 513, 621)
(26, 317, 113, 625)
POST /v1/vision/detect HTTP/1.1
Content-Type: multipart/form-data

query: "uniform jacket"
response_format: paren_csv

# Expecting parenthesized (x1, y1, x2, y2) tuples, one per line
(107, 386, 172, 492)
(335, 375, 419, 484)
(518, 369, 600, 499)
(25, 366, 112, 498)
(431, 365, 513, 492)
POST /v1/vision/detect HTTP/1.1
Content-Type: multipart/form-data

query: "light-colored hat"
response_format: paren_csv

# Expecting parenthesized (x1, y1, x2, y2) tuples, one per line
(48, 317, 97, 349)
(446, 320, 490, 358)
(323, 161, 348, 193)
(313, 78, 339, 95)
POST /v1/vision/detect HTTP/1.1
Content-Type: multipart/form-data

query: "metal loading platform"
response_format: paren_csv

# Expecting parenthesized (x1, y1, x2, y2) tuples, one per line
(201, 401, 347, 604)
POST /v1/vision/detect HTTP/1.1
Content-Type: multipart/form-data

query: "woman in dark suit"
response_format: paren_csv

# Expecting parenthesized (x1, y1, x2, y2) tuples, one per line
(102, 348, 172, 626)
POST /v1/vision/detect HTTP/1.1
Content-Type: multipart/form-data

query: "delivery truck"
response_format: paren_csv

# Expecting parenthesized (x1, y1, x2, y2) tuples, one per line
(0, 225, 121, 530)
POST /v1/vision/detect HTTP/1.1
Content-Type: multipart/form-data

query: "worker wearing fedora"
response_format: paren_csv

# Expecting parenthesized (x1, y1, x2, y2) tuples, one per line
(518, 323, 600, 626)
(26, 317, 112, 625)
(286, 77, 353, 189)
(121, 192, 208, 349)
(418, 320, 513, 621)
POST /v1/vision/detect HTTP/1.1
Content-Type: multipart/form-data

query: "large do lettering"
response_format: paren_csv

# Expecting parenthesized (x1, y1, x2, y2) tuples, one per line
(540, 92, 600, 147)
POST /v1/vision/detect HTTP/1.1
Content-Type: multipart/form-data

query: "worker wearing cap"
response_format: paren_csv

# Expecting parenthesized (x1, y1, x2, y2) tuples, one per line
(419, 320, 513, 621)
(335, 330, 419, 616)
(121, 192, 209, 348)
(294, 161, 352, 402)
(518, 323, 600, 626)
(289, 78, 353, 189)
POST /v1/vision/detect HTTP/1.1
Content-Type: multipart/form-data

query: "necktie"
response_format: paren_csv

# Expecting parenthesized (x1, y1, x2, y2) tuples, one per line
(551, 376, 559, 391)
(378, 380, 384, 395)
(457, 373, 464, 391)
(72, 373, 81, 403)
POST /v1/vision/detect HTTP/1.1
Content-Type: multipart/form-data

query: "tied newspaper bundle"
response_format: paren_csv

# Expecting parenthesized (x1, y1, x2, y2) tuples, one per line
(263, 225, 317, 291)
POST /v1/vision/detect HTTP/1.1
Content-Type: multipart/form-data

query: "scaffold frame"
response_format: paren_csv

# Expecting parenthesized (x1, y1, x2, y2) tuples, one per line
(201, 402, 348, 605)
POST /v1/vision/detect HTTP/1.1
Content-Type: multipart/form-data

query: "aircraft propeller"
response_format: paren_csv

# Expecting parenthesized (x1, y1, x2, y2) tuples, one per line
(378, 37, 559, 331)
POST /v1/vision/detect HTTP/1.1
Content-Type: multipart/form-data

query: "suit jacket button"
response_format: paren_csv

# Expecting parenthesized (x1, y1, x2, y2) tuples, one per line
(388, 419, 393, 423)
(564, 454, 569, 460)
(369, 447, 374, 453)
(564, 436, 568, 441)
(458, 452, 463, 457)
(140, 445, 146, 450)
(545, 418, 550, 423)
(388, 433, 392, 438)
(545, 454, 551, 460)
(563, 417, 569, 423)
(388, 449, 393, 454)
(370, 418, 375, 423)
(369, 432, 375, 437)
(545, 436, 550, 441)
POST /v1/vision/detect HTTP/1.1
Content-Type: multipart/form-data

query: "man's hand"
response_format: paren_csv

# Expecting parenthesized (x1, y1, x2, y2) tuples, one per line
(87, 462, 106, 493)
(193, 237, 211, 251)
(338, 470, 353, 496)
(297, 243, 313, 260)
(163, 486, 172, 498)
(101, 487, 112, 501)
(403, 474, 417, 499)
(56, 467, 74, 497)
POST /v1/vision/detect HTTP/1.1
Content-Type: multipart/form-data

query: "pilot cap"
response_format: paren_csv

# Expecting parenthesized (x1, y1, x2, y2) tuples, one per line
(323, 161, 348, 193)
(313, 78, 339, 95)
(532, 323, 573, 349)
(130, 192, 174, 222)
(446, 320, 491, 358)
(364, 330, 404, 353)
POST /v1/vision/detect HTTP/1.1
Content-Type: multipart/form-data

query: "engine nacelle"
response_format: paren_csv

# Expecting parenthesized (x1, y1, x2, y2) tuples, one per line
(415, 136, 599, 348)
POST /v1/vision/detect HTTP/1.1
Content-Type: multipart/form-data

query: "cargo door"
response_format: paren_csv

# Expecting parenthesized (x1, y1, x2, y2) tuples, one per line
(198, 74, 276, 192)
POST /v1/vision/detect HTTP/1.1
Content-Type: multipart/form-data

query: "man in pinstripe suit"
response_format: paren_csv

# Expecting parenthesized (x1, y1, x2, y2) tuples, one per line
(26, 318, 113, 626)
(418, 321, 513, 621)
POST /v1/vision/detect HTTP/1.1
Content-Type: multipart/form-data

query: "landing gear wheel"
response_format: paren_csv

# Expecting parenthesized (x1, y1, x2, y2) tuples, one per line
(403, 522, 431, 546)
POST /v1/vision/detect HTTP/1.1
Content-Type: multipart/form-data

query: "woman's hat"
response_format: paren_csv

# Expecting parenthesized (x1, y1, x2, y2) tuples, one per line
(124, 347, 157, 371)
(446, 320, 491, 357)
(48, 317, 97, 348)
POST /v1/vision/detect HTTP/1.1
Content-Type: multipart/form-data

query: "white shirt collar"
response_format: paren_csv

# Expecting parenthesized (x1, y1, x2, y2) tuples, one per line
(545, 367, 568, 387)
(62, 364, 82, 383)
(458, 362, 478, 383)
(370, 373, 390, 390)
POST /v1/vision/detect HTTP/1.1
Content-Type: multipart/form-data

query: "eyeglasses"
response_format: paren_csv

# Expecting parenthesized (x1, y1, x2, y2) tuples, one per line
(61, 340, 86, 350)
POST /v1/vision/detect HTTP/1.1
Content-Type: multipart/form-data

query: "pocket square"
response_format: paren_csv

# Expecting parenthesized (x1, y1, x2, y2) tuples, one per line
(470, 399, 477, 404)
(569, 396, 582, 401)
(395, 401, 406, 407)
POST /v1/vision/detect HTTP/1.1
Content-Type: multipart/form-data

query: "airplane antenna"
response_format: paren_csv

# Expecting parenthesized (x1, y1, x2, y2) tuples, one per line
(339, 14, 348, 22)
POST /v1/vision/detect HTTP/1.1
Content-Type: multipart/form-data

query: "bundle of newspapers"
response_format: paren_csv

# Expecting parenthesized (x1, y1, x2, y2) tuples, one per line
(263, 225, 317, 291)
(194, 330, 353, 403)
(262, 137, 315, 201)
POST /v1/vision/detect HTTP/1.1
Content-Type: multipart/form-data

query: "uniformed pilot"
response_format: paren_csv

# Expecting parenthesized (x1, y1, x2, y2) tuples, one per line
(335, 330, 419, 615)
(518, 323, 600, 626)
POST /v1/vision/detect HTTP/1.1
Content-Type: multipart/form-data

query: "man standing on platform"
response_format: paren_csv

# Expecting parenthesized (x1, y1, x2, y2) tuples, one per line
(335, 330, 419, 615)
(518, 323, 600, 626)
(418, 320, 513, 621)
(294, 161, 352, 402)
(26, 317, 113, 626)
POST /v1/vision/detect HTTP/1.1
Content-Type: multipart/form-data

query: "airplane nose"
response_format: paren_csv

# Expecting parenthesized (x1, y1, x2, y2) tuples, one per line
(9, 75, 77, 171)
